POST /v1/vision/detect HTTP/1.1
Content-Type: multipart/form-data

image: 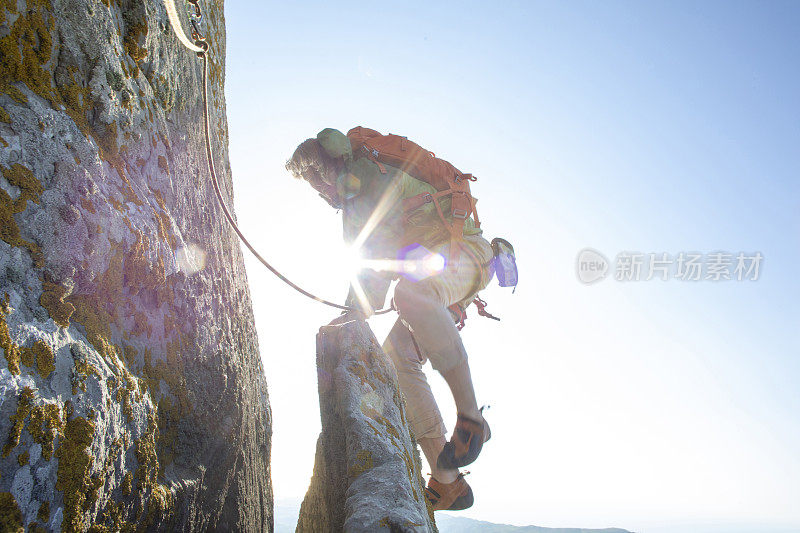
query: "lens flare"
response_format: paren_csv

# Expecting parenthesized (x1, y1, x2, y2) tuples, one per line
(397, 244, 446, 281)
(176, 243, 207, 275)
(424, 253, 446, 273)
(341, 245, 363, 278)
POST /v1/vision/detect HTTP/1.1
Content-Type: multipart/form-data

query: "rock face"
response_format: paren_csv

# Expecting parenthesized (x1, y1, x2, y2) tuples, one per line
(1, 1, 272, 531)
(297, 321, 436, 533)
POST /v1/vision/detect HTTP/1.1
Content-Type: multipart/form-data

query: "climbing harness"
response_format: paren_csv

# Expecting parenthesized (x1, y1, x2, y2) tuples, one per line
(163, 0, 392, 315)
(448, 296, 500, 331)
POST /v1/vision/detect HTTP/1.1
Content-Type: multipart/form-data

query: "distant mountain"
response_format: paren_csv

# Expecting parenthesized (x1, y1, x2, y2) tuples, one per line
(274, 502, 633, 533)
(436, 514, 633, 533)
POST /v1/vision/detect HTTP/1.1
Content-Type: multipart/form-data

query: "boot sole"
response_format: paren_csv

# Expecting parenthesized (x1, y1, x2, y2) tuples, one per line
(436, 433, 485, 470)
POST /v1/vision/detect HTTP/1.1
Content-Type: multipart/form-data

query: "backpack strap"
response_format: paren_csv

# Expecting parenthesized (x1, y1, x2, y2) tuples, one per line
(360, 142, 387, 174)
(348, 127, 482, 270)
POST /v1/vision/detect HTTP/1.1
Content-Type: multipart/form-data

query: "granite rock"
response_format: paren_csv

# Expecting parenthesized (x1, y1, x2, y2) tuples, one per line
(0, 0, 272, 531)
(297, 321, 436, 533)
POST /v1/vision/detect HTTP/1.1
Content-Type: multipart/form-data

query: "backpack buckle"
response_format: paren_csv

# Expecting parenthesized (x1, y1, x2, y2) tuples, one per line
(361, 145, 380, 158)
(452, 208, 469, 219)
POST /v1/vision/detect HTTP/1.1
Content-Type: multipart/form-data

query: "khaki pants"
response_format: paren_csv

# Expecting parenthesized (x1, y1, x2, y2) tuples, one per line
(383, 234, 493, 440)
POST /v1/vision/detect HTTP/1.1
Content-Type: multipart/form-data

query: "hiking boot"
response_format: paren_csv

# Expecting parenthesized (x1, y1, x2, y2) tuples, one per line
(425, 474, 474, 511)
(436, 413, 491, 470)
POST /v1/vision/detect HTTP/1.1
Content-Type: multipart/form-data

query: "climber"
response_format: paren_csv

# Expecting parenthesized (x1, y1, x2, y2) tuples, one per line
(287, 127, 516, 511)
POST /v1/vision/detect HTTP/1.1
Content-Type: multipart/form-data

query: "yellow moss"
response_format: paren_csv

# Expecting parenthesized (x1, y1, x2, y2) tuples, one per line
(398, 447, 419, 501)
(56, 65, 91, 134)
(29, 524, 48, 533)
(3, 387, 33, 457)
(145, 484, 173, 526)
(117, 147, 143, 207)
(72, 356, 99, 395)
(123, 344, 137, 364)
(157, 155, 168, 174)
(55, 416, 96, 533)
(133, 413, 174, 525)
(376, 414, 400, 441)
(41, 58, 142, 207)
(109, 196, 126, 213)
(1, 84, 26, 104)
(364, 420, 382, 438)
(155, 397, 177, 466)
(122, 472, 133, 496)
(97, 122, 119, 161)
(29, 339, 55, 378)
(67, 252, 122, 364)
(28, 402, 64, 460)
(0, 297, 22, 374)
(93, 498, 135, 533)
(80, 197, 95, 213)
(348, 449, 373, 478)
(0, 105, 9, 122)
(135, 416, 158, 490)
(121, 376, 137, 423)
(38, 501, 50, 522)
(2, 163, 42, 205)
(0, 163, 44, 264)
(0, 492, 23, 532)
(65, 238, 180, 482)
(78, 438, 133, 532)
(131, 311, 151, 337)
(17, 449, 28, 466)
(393, 384, 406, 428)
(74, 358, 99, 379)
(127, 234, 166, 291)
(0, 0, 57, 106)
(154, 210, 176, 250)
(40, 281, 75, 328)
(123, 23, 148, 63)
(20, 343, 35, 368)
(348, 361, 372, 389)
(43, 211, 196, 517)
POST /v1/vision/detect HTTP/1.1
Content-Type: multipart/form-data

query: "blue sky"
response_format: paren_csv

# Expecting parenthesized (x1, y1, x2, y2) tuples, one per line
(220, 2, 799, 531)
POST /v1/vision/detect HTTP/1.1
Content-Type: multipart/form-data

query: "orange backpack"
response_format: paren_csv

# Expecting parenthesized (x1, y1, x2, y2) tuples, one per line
(346, 127, 481, 267)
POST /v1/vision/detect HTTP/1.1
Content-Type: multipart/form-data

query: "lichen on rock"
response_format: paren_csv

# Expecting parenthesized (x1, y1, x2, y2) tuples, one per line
(1, 0, 272, 530)
(0, 491, 24, 532)
(297, 321, 436, 532)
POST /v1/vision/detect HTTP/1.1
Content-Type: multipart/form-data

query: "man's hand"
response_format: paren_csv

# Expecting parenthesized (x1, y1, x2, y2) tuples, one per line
(327, 309, 367, 326)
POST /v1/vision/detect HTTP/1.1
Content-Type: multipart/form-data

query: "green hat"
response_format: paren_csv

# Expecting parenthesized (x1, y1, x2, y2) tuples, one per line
(317, 128, 352, 163)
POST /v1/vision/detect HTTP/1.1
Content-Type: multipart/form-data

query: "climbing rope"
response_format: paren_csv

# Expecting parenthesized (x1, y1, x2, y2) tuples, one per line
(163, 0, 392, 315)
(164, 0, 204, 53)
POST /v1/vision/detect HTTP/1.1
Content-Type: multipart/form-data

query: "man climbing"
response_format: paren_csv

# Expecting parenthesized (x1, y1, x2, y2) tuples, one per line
(287, 127, 504, 511)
